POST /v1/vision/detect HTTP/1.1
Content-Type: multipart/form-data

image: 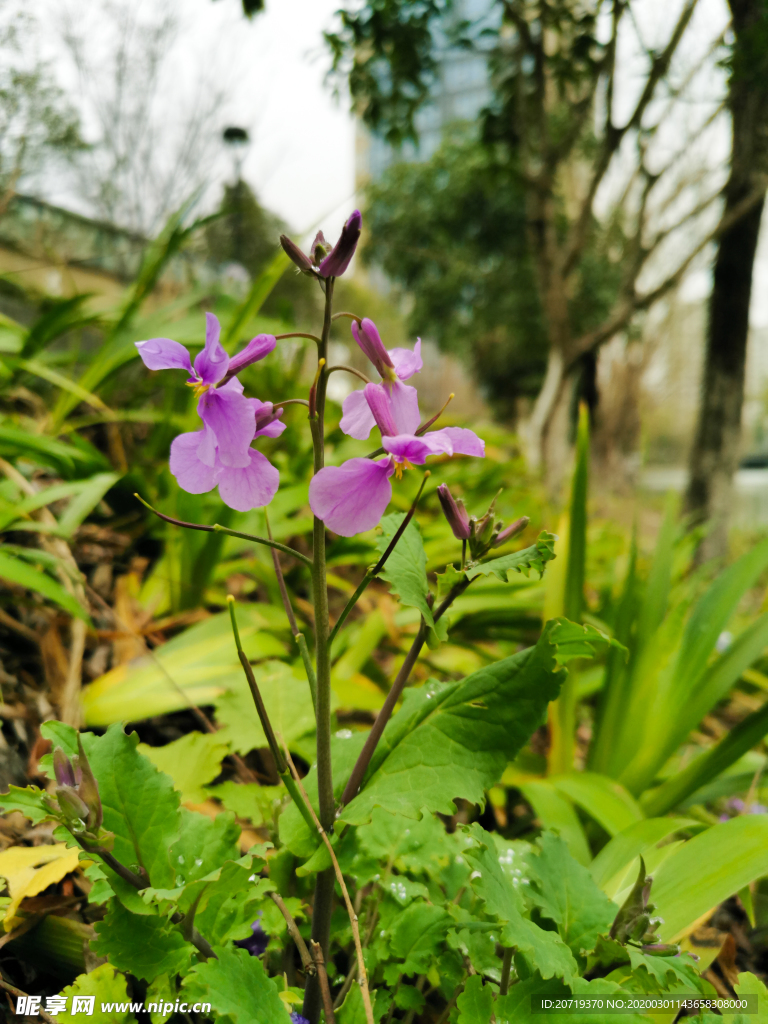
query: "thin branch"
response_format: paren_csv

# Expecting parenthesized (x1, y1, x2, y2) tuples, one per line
(310, 941, 337, 1024)
(329, 472, 430, 646)
(283, 746, 375, 1024)
(327, 365, 372, 384)
(268, 890, 316, 976)
(135, 494, 313, 567)
(275, 332, 323, 344)
(0, 977, 57, 1023)
(331, 311, 362, 324)
(500, 947, 514, 995)
(274, 398, 310, 409)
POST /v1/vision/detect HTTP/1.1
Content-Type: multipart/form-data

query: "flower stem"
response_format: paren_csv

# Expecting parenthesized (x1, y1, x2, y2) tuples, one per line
(134, 494, 312, 567)
(304, 277, 336, 1024)
(327, 364, 372, 384)
(338, 574, 473, 809)
(328, 472, 431, 647)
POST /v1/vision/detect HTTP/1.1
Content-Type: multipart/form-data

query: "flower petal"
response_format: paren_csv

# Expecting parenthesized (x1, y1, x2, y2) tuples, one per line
(429, 427, 485, 458)
(135, 337, 192, 373)
(309, 457, 395, 537)
(340, 389, 376, 440)
(198, 388, 255, 468)
(364, 382, 398, 436)
(382, 432, 450, 465)
(228, 334, 277, 376)
(351, 318, 394, 377)
(318, 210, 362, 278)
(194, 312, 230, 385)
(249, 399, 286, 439)
(169, 431, 218, 494)
(390, 339, 423, 381)
(217, 449, 279, 512)
(388, 379, 421, 435)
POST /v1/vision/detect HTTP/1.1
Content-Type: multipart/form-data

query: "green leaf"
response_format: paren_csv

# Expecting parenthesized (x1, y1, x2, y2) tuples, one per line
(0, 549, 89, 621)
(589, 818, 697, 896)
(513, 780, 591, 867)
(466, 531, 557, 582)
(390, 900, 453, 974)
(495, 976, 570, 1024)
(339, 619, 575, 828)
(138, 733, 231, 804)
(457, 974, 493, 1024)
(0, 785, 50, 824)
(170, 808, 240, 886)
(181, 945, 292, 1024)
(92, 899, 195, 981)
(208, 781, 285, 825)
(546, 619, 626, 665)
(79, 725, 182, 911)
(736, 973, 768, 1024)
(56, 963, 133, 1023)
(435, 563, 465, 604)
(216, 660, 318, 755)
(548, 773, 643, 837)
(376, 512, 446, 647)
(625, 945, 703, 991)
(337, 983, 369, 1024)
(57, 471, 120, 537)
(82, 605, 285, 726)
(193, 862, 272, 947)
(652, 815, 768, 941)
(526, 833, 616, 958)
(463, 823, 577, 981)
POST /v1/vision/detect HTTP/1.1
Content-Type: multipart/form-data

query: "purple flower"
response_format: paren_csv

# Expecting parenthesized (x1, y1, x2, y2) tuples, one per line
(234, 916, 269, 957)
(310, 383, 484, 536)
(340, 318, 422, 441)
(290, 1015, 310, 1024)
(280, 210, 362, 279)
(136, 313, 283, 512)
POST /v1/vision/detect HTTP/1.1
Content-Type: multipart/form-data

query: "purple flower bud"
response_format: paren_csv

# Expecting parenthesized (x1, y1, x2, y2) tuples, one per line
(437, 484, 471, 540)
(351, 318, 395, 380)
(77, 734, 103, 831)
(280, 234, 315, 275)
(318, 210, 362, 278)
(53, 747, 78, 789)
(234, 916, 269, 956)
(640, 942, 680, 957)
(494, 516, 530, 546)
(364, 383, 398, 437)
(291, 1015, 310, 1024)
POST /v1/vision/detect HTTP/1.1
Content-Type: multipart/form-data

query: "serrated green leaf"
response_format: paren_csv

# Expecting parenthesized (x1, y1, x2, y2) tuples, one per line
(56, 963, 133, 1023)
(457, 974, 493, 1024)
(464, 823, 577, 981)
(208, 781, 285, 825)
(181, 945, 292, 1024)
(194, 863, 272, 947)
(527, 833, 617, 958)
(339, 619, 573, 828)
(0, 549, 89, 621)
(78, 724, 182, 912)
(495, 975, 570, 1024)
(215, 660, 318, 755)
(390, 900, 452, 974)
(736, 973, 768, 1024)
(169, 808, 240, 887)
(435, 563, 465, 605)
(0, 784, 50, 824)
(546, 619, 626, 665)
(138, 733, 231, 804)
(376, 513, 446, 647)
(92, 899, 195, 982)
(625, 945, 702, 990)
(466, 531, 557, 582)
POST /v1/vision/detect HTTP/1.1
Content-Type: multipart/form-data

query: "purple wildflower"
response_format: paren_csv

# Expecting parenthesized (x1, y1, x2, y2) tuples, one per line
(310, 383, 484, 537)
(135, 313, 283, 512)
(340, 318, 422, 440)
(234, 916, 269, 957)
(280, 210, 362, 279)
(291, 1015, 310, 1024)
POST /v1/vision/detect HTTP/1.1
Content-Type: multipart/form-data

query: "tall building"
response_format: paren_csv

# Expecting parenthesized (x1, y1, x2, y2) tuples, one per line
(356, 0, 499, 186)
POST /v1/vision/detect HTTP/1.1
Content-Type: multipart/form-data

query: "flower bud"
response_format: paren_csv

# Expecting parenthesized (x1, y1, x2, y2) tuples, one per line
(437, 484, 471, 540)
(56, 787, 90, 826)
(77, 734, 103, 831)
(351, 318, 395, 380)
(53, 747, 78, 789)
(494, 516, 529, 546)
(640, 943, 680, 957)
(279, 234, 315, 275)
(319, 210, 362, 278)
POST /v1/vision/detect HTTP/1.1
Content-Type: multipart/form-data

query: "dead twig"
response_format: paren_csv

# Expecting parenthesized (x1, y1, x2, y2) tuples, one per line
(267, 890, 315, 976)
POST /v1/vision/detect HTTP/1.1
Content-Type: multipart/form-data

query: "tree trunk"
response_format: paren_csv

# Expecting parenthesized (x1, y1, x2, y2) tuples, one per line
(684, 0, 768, 558)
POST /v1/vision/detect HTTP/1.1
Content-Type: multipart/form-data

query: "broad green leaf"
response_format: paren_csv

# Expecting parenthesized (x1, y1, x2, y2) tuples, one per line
(215, 660, 319, 755)
(78, 725, 181, 912)
(457, 974, 493, 1024)
(549, 773, 643, 837)
(339, 619, 574, 828)
(376, 512, 446, 647)
(82, 605, 285, 726)
(390, 900, 453, 974)
(652, 815, 768, 940)
(527, 832, 616, 958)
(193, 862, 272, 947)
(0, 785, 50, 824)
(568, 977, 652, 1023)
(625, 945, 703, 990)
(465, 531, 557, 582)
(463, 823, 577, 980)
(181, 945, 292, 1024)
(337, 983, 369, 1024)
(56, 964, 133, 1023)
(0, 549, 89, 622)
(736, 973, 768, 1024)
(92, 899, 195, 981)
(169, 808, 240, 887)
(138, 733, 231, 804)
(496, 976, 570, 1024)
(515, 779, 590, 866)
(589, 818, 697, 895)
(208, 781, 285, 825)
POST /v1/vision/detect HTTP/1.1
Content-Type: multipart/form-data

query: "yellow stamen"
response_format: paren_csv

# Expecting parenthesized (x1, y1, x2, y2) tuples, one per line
(186, 379, 210, 399)
(394, 459, 413, 481)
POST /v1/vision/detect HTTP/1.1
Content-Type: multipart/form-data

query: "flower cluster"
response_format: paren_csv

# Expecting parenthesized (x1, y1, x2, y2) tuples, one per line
(136, 211, 487, 538)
